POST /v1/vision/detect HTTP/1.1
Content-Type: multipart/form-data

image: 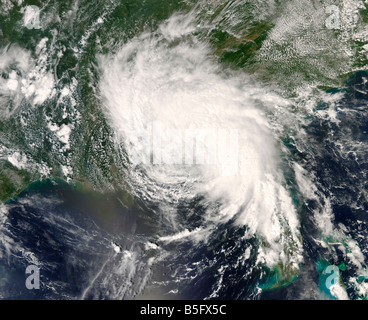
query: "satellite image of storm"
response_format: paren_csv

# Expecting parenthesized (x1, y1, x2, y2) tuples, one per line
(0, 0, 368, 301)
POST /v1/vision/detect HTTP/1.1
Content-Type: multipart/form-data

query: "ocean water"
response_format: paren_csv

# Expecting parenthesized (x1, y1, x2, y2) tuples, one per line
(0, 0, 368, 300)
